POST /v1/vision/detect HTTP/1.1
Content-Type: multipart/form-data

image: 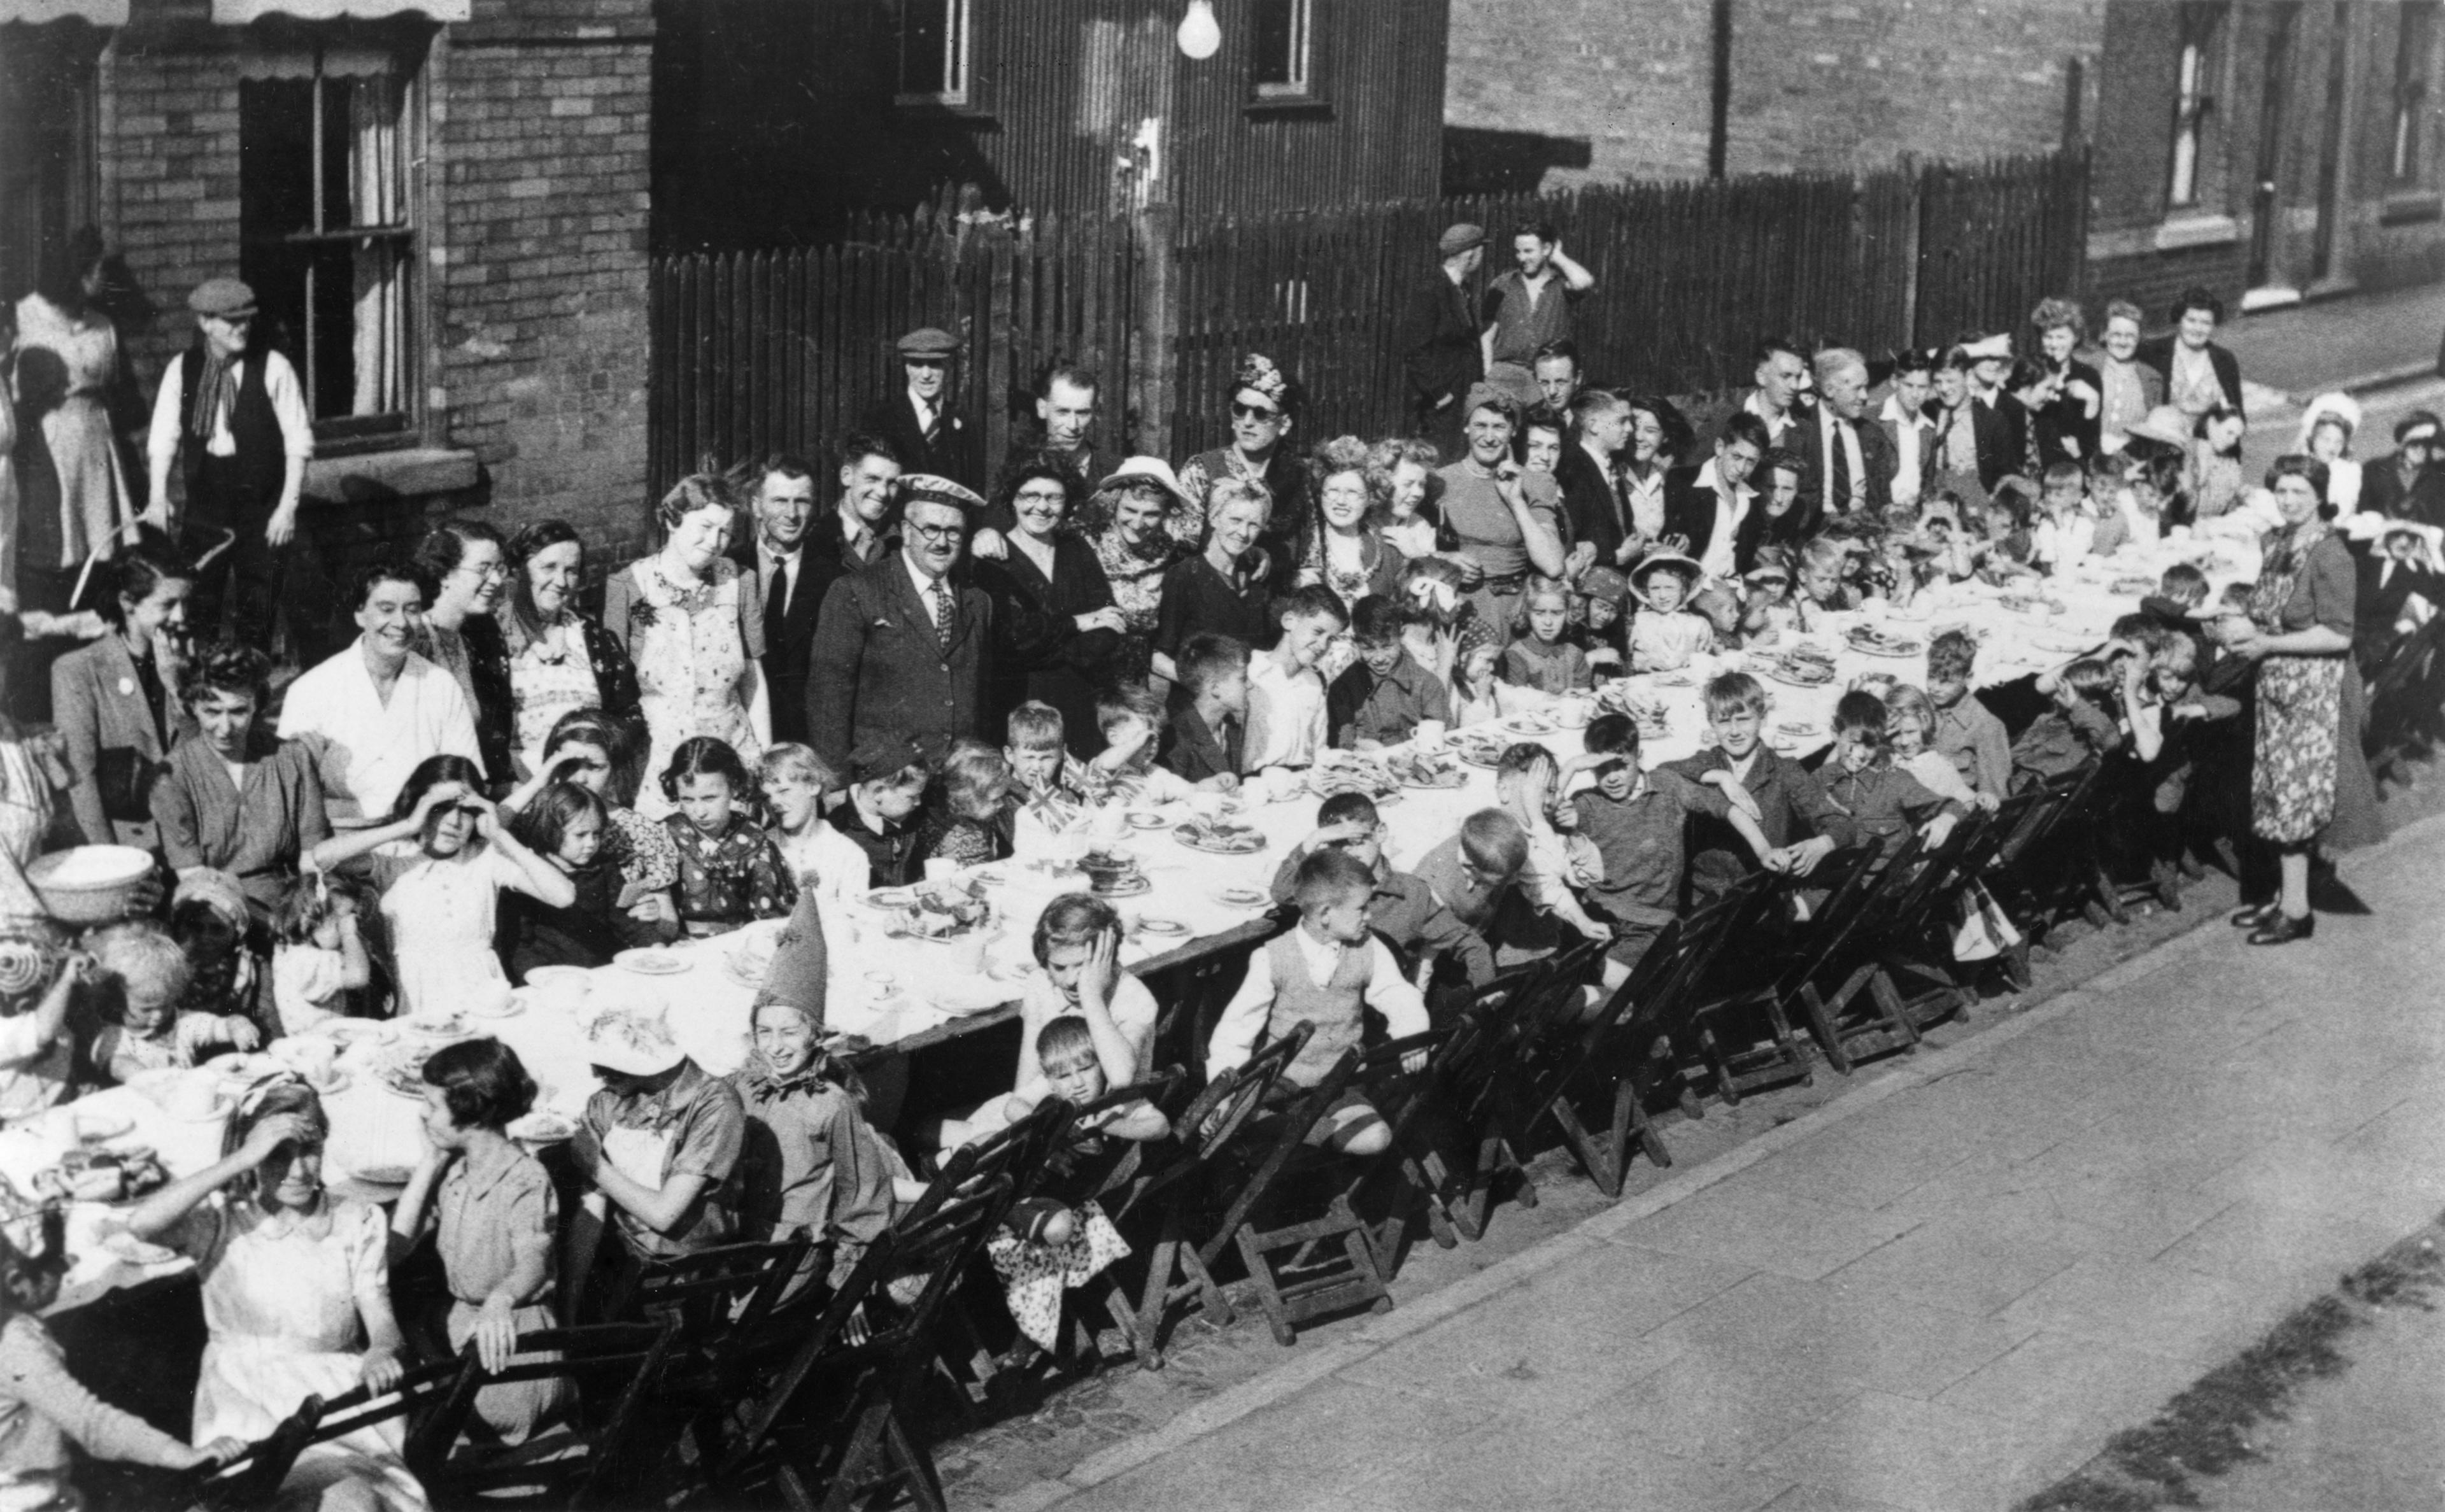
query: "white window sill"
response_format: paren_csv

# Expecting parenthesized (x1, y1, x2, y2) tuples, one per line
(2151, 213, 2239, 252)
(301, 447, 479, 505)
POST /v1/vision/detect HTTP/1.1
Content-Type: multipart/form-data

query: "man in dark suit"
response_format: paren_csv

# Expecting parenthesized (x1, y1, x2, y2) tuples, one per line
(1555, 387, 1635, 570)
(806, 474, 993, 772)
(2134, 286, 2245, 418)
(1401, 223, 1485, 460)
(726, 454, 823, 745)
(1788, 347, 1897, 523)
(797, 431, 902, 623)
(2363, 411, 2445, 526)
(856, 327, 982, 493)
(1661, 411, 1769, 578)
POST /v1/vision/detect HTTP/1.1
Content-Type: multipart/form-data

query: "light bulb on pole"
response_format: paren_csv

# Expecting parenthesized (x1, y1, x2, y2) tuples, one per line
(1177, 0, 1221, 60)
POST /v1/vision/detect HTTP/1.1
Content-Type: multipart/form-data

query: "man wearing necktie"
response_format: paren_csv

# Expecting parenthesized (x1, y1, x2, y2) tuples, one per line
(726, 455, 822, 745)
(1796, 347, 1895, 523)
(857, 327, 982, 493)
(805, 474, 993, 772)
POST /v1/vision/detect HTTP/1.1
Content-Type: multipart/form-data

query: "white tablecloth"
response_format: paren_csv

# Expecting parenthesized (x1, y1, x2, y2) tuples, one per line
(22, 533, 2259, 1310)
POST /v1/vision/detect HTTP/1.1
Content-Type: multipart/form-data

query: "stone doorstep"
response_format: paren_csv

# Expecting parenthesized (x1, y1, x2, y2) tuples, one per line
(977, 806, 2445, 1512)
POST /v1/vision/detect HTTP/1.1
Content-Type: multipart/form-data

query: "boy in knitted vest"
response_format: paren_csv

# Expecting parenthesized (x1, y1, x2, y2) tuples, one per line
(1206, 849, 1429, 1155)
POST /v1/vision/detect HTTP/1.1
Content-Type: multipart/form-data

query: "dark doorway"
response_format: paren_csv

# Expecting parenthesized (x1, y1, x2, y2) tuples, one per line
(2313, 1, 2351, 281)
(2249, 2, 2301, 292)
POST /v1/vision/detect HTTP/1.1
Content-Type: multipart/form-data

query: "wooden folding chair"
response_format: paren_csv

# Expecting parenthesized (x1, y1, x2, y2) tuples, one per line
(192, 1358, 465, 1511)
(1101, 1024, 1314, 1369)
(704, 1155, 1024, 1512)
(1197, 1045, 1401, 1346)
(1543, 872, 1783, 1195)
(1378, 937, 1609, 1246)
(1801, 812, 1996, 1070)
(1680, 845, 1882, 1100)
(406, 1319, 683, 1509)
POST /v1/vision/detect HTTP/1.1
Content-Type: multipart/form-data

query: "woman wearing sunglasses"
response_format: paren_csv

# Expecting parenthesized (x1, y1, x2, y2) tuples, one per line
(311, 754, 573, 1019)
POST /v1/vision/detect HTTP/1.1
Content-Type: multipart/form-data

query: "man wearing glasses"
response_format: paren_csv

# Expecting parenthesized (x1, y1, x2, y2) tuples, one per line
(858, 327, 981, 493)
(806, 475, 993, 772)
(145, 277, 313, 651)
(1176, 351, 1307, 562)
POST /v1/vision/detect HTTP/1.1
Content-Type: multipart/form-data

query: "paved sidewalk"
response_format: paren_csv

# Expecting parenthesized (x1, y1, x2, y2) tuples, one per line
(1009, 816, 2445, 1512)
(2225, 281, 2445, 399)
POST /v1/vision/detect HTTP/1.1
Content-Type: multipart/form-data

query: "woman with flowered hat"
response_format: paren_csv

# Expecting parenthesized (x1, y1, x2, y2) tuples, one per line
(1177, 353, 1309, 560)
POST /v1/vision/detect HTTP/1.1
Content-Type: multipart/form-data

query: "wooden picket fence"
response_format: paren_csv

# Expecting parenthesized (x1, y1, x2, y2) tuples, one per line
(648, 150, 2086, 498)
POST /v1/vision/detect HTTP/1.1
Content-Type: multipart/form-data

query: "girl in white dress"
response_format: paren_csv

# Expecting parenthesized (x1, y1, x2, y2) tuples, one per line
(125, 1081, 425, 1512)
(311, 756, 574, 1018)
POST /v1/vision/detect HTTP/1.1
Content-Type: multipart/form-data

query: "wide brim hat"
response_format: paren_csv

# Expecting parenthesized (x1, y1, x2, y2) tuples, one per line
(2296, 392, 2362, 452)
(584, 1007, 686, 1077)
(1094, 456, 1190, 507)
(1628, 549, 1703, 603)
(2343, 511, 2445, 563)
(2124, 404, 2197, 449)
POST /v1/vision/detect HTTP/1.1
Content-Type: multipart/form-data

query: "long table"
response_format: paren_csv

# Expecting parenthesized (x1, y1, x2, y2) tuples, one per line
(17, 530, 2261, 1311)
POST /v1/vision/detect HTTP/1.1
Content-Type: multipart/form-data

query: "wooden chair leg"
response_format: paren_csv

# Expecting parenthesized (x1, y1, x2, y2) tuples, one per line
(883, 1408, 949, 1512)
(1797, 980, 1855, 1075)
(1866, 966, 1922, 1052)
(1546, 1091, 1624, 1197)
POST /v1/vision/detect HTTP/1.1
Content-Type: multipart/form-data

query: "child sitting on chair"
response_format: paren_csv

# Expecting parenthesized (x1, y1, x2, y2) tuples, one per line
(1627, 554, 1714, 672)
(2012, 658, 2124, 791)
(1268, 791, 1496, 994)
(1573, 567, 1630, 672)
(1208, 849, 1430, 1155)
(1821, 692, 1964, 859)
(267, 875, 370, 1037)
(1330, 596, 1451, 750)
(87, 920, 259, 1085)
(1500, 577, 1595, 695)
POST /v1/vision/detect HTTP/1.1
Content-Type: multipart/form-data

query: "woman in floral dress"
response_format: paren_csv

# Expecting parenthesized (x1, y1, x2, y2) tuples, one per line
(13, 236, 136, 598)
(1082, 464, 1188, 643)
(499, 520, 640, 776)
(2223, 455, 2383, 945)
(603, 474, 767, 819)
(1298, 435, 1407, 612)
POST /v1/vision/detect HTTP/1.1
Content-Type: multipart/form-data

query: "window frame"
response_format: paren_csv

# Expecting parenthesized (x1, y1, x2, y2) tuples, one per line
(2166, 3, 2226, 209)
(2392, 0, 2437, 184)
(1247, 0, 1329, 112)
(236, 40, 425, 451)
(893, 0, 974, 111)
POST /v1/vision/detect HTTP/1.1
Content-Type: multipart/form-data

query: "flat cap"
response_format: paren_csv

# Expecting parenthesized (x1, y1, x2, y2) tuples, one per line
(187, 278, 256, 319)
(895, 473, 986, 512)
(845, 733, 928, 785)
(1438, 222, 1485, 258)
(896, 326, 961, 358)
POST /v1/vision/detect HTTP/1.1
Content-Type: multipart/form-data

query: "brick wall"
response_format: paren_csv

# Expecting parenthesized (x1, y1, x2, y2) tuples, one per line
(1445, 0, 2099, 188)
(436, 0, 656, 571)
(97, 0, 654, 613)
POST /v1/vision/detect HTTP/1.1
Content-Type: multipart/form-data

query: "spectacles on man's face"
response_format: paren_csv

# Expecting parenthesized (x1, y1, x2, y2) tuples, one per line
(1230, 402, 1282, 423)
(905, 521, 965, 544)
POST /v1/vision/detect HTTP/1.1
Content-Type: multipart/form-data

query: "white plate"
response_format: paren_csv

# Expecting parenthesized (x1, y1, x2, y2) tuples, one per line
(1214, 886, 1270, 909)
(523, 966, 591, 992)
(1134, 917, 1189, 938)
(615, 949, 688, 977)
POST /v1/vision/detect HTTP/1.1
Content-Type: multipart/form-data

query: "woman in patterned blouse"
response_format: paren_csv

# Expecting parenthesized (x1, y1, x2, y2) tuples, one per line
(659, 736, 793, 936)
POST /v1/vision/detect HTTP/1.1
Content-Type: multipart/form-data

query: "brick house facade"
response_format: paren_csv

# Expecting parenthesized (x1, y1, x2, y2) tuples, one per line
(1, 0, 652, 654)
(1447, 0, 2445, 324)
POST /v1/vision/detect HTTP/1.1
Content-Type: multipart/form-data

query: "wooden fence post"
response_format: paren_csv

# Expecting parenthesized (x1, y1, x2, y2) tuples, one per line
(1135, 200, 1180, 463)
(1899, 152, 1924, 350)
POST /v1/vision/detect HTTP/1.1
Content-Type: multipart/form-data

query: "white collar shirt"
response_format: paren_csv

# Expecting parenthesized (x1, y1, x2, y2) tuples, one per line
(1819, 408, 1867, 517)
(758, 540, 803, 616)
(1694, 457, 1754, 581)
(274, 639, 483, 826)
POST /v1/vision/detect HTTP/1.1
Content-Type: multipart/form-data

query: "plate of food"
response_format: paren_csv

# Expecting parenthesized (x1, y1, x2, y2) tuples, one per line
(32, 1146, 169, 1206)
(865, 887, 917, 910)
(1652, 671, 1694, 688)
(1761, 647, 1838, 687)
(1132, 916, 1189, 938)
(1078, 852, 1151, 898)
(1307, 754, 1398, 801)
(1174, 817, 1266, 854)
(1384, 749, 1466, 789)
(1505, 714, 1555, 736)
(1449, 731, 1511, 768)
(884, 881, 995, 940)
(614, 948, 688, 977)
(1214, 886, 1271, 910)
(1844, 625, 1924, 658)
(374, 1045, 434, 1100)
(1124, 811, 1169, 830)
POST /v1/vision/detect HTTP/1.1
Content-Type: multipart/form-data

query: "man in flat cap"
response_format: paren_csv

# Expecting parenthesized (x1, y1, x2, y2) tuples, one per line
(1401, 223, 1486, 460)
(857, 327, 982, 493)
(805, 474, 993, 773)
(146, 277, 314, 650)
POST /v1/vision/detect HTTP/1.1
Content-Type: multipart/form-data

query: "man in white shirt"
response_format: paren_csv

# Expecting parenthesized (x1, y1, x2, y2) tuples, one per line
(145, 277, 314, 652)
(730, 457, 820, 744)
(277, 561, 481, 828)
(1741, 337, 1811, 447)
(1242, 586, 1347, 775)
